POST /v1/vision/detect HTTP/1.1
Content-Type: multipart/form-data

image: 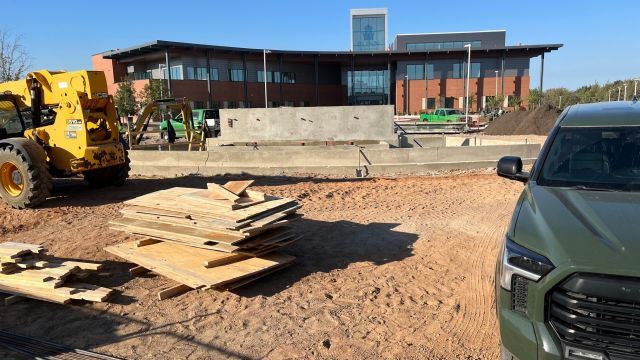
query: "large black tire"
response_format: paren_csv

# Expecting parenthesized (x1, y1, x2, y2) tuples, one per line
(0, 141, 51, 209)
(83, 139, 131, 187)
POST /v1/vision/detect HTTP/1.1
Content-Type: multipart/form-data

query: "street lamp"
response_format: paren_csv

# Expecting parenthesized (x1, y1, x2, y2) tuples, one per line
(634, 78, 639, 97)
(624, 84, 628, 101)
(618, 87, 622, 101)
(494, 70, 499, 98)
(464, 44, 471, 121)
(263, 49, 271, 109)
(404, 75, 409, 114)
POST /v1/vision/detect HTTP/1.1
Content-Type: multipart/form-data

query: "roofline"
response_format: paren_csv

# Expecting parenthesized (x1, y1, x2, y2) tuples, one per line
(394, 29, 506, 37)
(99, 40, 562, 59)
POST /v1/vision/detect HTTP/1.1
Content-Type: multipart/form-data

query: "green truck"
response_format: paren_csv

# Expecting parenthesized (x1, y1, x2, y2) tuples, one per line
(160, 109, 220, 138)
(419, 108, 466, 123)
(495, 100, 640, 360)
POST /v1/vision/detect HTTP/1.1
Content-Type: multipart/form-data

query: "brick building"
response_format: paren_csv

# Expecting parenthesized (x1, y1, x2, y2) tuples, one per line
(92, 12, 561, 114)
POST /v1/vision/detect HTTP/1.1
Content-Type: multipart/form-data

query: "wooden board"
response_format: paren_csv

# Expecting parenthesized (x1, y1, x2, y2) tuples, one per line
(104, 241, 295, 289)
(222, 180, 254, 195)
(202, 183, 240, 202)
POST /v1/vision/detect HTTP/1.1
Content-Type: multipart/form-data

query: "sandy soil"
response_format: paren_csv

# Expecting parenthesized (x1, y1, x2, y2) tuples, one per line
(0, 170, 525, 359)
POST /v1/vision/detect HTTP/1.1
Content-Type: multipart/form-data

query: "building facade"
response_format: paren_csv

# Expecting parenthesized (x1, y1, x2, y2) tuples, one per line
(92, 12, 561, 115)
(350, 8, 388, 52)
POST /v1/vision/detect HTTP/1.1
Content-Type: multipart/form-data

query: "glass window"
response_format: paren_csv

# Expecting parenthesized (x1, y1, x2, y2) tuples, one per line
(210, 68, 219, 81)
(426, 64, 434, 80)
(443, 42, 454, 49)
(348, 70, 389, 96)
(407, 64, 425, 80)
(162, 66, 183, 80)
(186, 67, 210, 80)
(352, 15, 386, 51)
(0, 100, 24, 137)
(229, 69, 244, 82)
(539, 127, 640, 191)
(472, 41, 482, 48)
(452, 63, 462, 79)
(454, 41, 463, 48)
(281, 72, 296, 84)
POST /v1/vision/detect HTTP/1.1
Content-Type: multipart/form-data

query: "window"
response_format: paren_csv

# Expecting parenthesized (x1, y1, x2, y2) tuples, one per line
(352, 15, 386, 51)
(210, 68, 219, 80)
(425, 97, 436, 109)
(407, 64, 424, 80)
(453, 63, 481, 78)
(257, 71, 281, 83)
(283, 101, 295, 107)
(539, 127, 640, 191)
(405, 40, 482, 51)
(229, 69, 244, 82)
(186, 67, 209, 80)
(162, 65, 183, 80)
(281, 72, 296, 84)
(131, 71, 150, 80)
(453, 63, 463, 79)
(426, 64, 434, 80)
(348, 70, 389, 96)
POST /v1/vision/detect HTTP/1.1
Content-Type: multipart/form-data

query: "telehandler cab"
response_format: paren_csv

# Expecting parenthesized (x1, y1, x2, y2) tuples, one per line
(0, 70, 129, 208)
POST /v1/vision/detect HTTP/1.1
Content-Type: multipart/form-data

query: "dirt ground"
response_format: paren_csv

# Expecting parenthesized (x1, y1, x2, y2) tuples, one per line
(0, 170, 526, 359)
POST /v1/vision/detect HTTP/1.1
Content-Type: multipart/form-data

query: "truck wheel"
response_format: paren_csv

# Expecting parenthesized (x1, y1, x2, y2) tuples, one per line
(83, 139, 131, 187)
(0, 144, 51, 209)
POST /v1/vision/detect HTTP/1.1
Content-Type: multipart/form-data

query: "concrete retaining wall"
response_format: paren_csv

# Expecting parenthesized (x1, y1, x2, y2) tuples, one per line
(129, 143, 540, 177)
(216, 105, 395, 143)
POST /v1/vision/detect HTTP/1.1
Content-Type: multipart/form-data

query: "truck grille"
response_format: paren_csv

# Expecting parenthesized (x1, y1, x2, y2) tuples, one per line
(549, 273, 640, 359)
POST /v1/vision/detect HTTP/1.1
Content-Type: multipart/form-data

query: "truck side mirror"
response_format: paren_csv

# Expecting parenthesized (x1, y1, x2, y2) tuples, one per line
(497, 156, 530, 183)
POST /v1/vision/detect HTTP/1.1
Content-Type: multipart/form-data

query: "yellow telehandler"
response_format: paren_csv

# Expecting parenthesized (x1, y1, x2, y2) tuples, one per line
(0, 70, 129, 208)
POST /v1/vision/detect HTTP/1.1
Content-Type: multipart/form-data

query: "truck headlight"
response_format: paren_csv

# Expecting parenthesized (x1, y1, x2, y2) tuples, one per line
(499, 236, 554, 291)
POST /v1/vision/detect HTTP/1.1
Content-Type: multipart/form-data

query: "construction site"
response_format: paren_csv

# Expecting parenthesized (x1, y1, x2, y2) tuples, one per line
(0, 62, 558, 360)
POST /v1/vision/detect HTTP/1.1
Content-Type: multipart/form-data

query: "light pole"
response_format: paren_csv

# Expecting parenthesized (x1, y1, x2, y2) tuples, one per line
(618, 87, 622, 101)
(623, 84, 628, 101)
(464, 44, 471, 121)
(634, 78, 639, 97)
(404, 75, 409, 114)
(494, 70, 499, 98)
(263, 49, 271, 109)
(609, 89, 612, 102)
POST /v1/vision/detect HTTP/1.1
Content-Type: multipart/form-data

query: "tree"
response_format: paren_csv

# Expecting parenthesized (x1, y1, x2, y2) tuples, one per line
(140, 79, 169, 107)
(486, 95, 505, 111)
(0, 29, 31, 82)
(527, 89, 542, 109)
(508, 95, 521, 111)
(114, 77, 138, 117)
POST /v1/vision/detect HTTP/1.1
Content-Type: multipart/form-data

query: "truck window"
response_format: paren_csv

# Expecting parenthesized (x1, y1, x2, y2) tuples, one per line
(0, 100, 25, 138)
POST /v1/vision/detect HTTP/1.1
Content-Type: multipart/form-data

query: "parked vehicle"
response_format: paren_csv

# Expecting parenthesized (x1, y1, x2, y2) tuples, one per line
(495, 101, 640, 360)
(160, 109, 220, 138)
(419, 108, 466, 123)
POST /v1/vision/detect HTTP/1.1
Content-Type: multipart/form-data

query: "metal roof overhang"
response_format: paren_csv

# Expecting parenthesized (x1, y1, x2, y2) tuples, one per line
(100, 40, 563, 60)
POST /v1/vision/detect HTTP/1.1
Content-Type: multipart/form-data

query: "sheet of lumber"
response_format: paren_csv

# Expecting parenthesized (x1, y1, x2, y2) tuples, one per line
(125, 189, 297, 222)
(157, 284, 193, 300)
(0, 284, 71, 304)
(105, 241, 295, 289)
(200, 182, 239, 202)
(233, 229, 294, 247)
(117, 212, 251, 239)
(110, 217, 245, 245)
(120, 206, 249, 230)
(222, 180, 254, 195)
(203, 254, 250, 268)
(109, 228, 240, 253)
(240, 219, 291, 237)
(217, 263, 292, 291)
(0, 242, 44, 254)
(244, 189, 266, 201)
(129, 266, 150, 276)
(181, 191, 267, 210)
(47, 260, 103, 271)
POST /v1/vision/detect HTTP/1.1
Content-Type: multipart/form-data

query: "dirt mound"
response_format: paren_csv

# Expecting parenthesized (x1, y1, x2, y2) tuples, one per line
(484, 104, 561, 135)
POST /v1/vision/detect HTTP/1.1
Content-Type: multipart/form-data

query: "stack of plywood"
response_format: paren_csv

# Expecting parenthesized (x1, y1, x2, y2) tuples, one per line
(106, 180, 300, 299)
(0, 242, 113, 305)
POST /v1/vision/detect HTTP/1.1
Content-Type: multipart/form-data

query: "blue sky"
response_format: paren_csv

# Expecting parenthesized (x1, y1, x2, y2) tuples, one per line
(2, 0, 638, 89)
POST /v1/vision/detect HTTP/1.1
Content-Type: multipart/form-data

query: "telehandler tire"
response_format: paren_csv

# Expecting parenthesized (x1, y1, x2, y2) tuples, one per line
(83, 140, 130, 187)
(0, 141, 51, 209)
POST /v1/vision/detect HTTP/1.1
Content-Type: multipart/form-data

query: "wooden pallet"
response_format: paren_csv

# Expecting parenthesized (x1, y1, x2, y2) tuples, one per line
(0, 242, 113, 304)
